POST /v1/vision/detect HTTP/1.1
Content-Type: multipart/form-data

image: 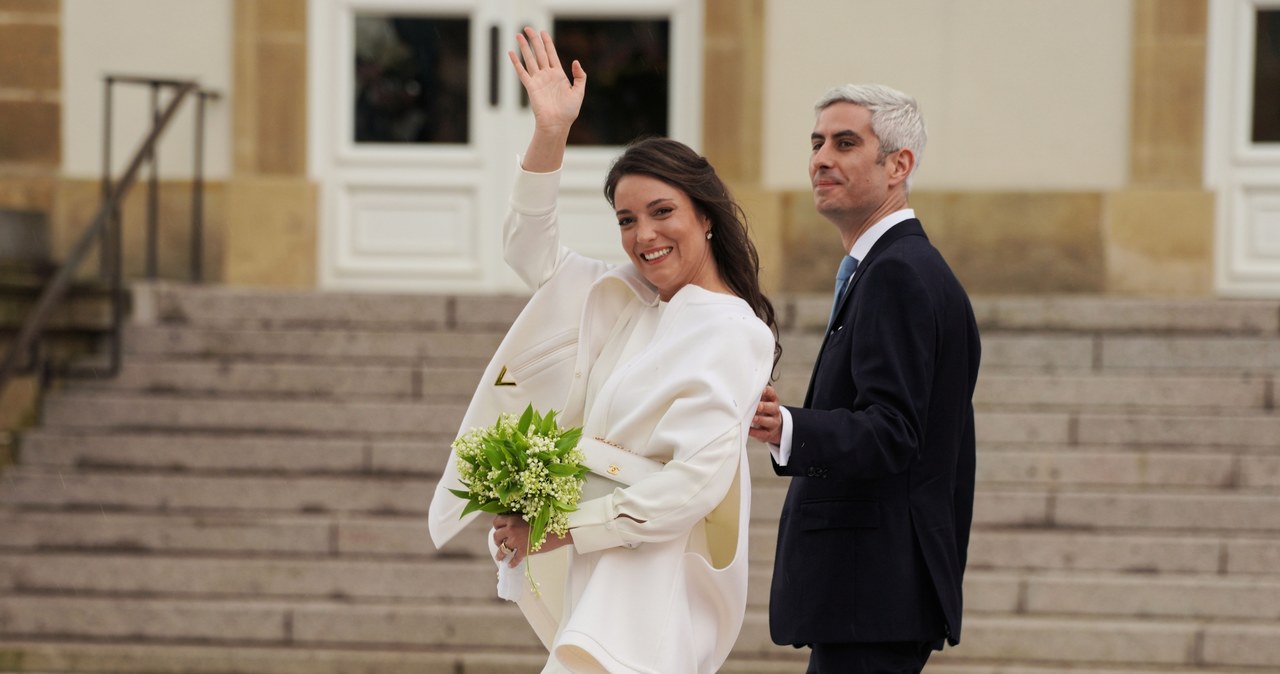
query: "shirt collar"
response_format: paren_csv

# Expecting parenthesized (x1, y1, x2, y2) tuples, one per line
(849, 208, 915, 261)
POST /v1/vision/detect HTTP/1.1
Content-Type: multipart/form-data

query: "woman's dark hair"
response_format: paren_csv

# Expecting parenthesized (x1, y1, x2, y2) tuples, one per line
(604, 136, 781, 369)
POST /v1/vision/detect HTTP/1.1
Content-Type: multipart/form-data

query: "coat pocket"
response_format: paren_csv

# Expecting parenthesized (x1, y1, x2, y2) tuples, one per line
(502, 327, 578, 385)
(799, 499, 880, 531)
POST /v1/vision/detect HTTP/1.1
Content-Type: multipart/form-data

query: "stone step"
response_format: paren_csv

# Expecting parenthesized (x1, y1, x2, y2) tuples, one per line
(0, 639, 1269, 674)
(968, 296, 1280, 335)
(6, 505, 1276, 576)
(16, 430, 452, 475)
(0, 469, 434, 516)
(20, 429, 1273, 493)
(134, 280, 530, 331)
(121, 325, 505, 365)
(3, 549, 1277, 622)
(974, 372, 1273, 410)
(979, 411, 1280, 447)
(75, 357, 485, 400)
(0, 596, 1276, 670)
(931, 615, 1280, 670)
(39, 392, 466, 437)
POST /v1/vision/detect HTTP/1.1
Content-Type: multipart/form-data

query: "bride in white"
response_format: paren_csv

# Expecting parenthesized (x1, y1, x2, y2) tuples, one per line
(429, 27, 778, 673)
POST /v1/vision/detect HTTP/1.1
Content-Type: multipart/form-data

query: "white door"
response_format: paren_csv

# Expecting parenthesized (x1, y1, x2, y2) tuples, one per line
(1207, 0, 1280, 296)
(308, 0, 703, 293)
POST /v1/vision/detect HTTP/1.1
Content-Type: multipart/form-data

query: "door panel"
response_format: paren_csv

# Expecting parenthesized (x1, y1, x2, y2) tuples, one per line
(1208, 0, 1280, 296)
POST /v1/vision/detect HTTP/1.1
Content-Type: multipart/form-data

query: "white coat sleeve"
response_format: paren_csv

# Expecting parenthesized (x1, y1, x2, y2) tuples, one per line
(567, 301, 775, 553)
(503, 159, 569, 290)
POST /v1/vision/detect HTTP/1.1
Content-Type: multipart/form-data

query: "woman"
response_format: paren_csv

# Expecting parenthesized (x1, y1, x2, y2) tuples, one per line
(428, 27, 777, 673)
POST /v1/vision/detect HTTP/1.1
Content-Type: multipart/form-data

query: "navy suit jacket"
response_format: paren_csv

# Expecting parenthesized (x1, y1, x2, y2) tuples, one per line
(770, 219, 980, 647)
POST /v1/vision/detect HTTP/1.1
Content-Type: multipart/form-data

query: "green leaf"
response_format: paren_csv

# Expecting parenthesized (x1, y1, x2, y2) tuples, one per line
(556, 428, 582, 452)
(546, 462, 579, 477)
(460, 499, 485, 517)
(517, 404, 535, 435)
(447, 488, 473, 500)
(530, 507, 551, 550)
(478, 500, 508, 514)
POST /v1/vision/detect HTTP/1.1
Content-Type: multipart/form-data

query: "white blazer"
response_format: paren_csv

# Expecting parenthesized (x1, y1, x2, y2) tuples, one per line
(428, 163, 774, 673)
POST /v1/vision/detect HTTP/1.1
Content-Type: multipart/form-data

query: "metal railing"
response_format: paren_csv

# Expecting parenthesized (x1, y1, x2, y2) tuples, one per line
(0, 75, 220, 398)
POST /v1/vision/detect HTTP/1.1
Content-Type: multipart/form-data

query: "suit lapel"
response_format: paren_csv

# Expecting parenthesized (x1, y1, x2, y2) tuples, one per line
(802, 220, 928, 406)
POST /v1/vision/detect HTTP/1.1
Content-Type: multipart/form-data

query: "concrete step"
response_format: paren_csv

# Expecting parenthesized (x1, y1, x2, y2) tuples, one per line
(974, 372, 1273, 411)
(968, 296, 1280, 334)
(0, 640, 1268, 674)
(0, 469, 433, 516)
(3, 549, 1276, 623)
(979, 410, 1280, 447)
(39, 391, 466, 437)
(135, 280, 530, 331)
(16, 430, 452, 476)
(121, 325, 504, 365)
(75, 357, 484, 400)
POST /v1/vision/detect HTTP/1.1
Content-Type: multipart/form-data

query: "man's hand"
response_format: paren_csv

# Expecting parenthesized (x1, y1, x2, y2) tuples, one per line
(749, 384, 783, 445)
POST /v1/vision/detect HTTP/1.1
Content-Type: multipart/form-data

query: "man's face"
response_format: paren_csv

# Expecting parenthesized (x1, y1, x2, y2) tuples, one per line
(809, 102, 893, 224)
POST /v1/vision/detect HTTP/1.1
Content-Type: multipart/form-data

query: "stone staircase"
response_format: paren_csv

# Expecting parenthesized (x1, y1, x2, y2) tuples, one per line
(0, 283, 1278, 673)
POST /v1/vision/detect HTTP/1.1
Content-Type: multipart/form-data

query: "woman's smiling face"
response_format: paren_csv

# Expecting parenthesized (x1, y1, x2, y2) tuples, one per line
(613, 174, 719, 301)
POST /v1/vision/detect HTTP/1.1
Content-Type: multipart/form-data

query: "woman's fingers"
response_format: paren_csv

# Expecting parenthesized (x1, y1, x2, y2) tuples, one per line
(527, 27, 550, 69)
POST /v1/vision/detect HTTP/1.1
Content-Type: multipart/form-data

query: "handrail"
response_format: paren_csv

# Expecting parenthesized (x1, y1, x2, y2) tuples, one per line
(0, 78, 204, 396)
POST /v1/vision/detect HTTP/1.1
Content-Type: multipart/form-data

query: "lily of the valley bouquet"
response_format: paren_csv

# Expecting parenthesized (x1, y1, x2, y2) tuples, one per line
(449, 404, 587, 599)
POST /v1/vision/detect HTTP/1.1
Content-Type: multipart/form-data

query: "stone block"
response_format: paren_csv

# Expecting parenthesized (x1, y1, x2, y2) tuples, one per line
(977, 450, 1235, 488)
(972, 296, 1280, 334)
(966, 530, 1221, 574)
(40, 392, 466, 436)
(975, 373, 1269, 410)
(1103, 190, 1213, 294)
(979, 334, 1095, 371)
(1224, 538, 1280, 575)
(947, 616, 1197, 665)
(0, 510, 331, 555)
(1203, 624, 1280, 668)
(122, 325, 503, 364)
(1101, 335, 1280, 370)
(1078, 413, 1280, 447)
(291, 604, 540, 648)
(452, 294, 528, 330)
(0, 470, 433, 516)
(0, 596, 288, 642)
(1025, 574, 1280, 620)
(18, 431, 368, 473)
(224, 178, 315, 288)
(0, 24, 57, 90)
(976, 412, 1072, 444)
(0, 101, 58, 165)
(1054, 492, 1280, 532)
(137, 281, 451, 330)
(972, 490, 1051, 527)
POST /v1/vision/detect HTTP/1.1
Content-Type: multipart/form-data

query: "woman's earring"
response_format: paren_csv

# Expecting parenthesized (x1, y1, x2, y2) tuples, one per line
(705, 230, 713, 240)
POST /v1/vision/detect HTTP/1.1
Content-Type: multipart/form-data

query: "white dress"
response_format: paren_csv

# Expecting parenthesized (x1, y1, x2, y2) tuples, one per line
(429, 162, 776, 674)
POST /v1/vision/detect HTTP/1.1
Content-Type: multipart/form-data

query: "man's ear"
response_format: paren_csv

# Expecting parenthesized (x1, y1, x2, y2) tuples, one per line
(886, 148, 915, 187)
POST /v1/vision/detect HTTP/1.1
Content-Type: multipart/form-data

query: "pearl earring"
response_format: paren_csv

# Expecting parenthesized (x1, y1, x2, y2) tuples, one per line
(705, 231, 713, 240)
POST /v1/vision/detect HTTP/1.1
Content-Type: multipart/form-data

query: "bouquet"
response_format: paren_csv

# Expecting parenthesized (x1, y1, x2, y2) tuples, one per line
(449, 404, 587, 598)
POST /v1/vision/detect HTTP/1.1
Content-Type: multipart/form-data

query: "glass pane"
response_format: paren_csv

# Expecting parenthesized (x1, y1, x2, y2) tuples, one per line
(552, 19, 670, 146)
(1253, 9, 1280, 143)
(354, 15, 470, 144)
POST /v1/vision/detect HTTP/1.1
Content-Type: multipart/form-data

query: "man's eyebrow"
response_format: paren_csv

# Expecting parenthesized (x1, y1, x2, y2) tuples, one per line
(811, 129, 862, 141)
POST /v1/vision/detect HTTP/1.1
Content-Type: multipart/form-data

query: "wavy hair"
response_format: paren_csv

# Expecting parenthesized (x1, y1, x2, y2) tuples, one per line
(604, 137, 780, 368)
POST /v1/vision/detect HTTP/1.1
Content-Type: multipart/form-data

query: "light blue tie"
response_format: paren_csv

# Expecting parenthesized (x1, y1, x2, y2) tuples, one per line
(829, 255, 858, 328)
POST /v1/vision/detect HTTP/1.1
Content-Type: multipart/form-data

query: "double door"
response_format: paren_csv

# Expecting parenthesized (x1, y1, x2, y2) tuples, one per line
(309, 0, 704, 292)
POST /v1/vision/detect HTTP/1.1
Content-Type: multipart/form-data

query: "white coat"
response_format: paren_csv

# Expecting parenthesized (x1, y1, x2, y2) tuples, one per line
(428, 163, 775, 673)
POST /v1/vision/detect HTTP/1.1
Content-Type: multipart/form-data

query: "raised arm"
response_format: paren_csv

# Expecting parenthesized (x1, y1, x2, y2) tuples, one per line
(509, 27, 587, 172)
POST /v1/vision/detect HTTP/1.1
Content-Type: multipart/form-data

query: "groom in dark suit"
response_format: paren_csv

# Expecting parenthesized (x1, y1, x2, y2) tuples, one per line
(750, 84, 980, 673)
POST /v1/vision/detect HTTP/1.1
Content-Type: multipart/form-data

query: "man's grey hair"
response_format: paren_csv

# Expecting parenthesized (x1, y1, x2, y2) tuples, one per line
(815, 84, 926, 191)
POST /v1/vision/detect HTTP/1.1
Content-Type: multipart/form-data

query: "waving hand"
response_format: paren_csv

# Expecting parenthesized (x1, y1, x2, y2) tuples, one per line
(509, 27, 586, 172)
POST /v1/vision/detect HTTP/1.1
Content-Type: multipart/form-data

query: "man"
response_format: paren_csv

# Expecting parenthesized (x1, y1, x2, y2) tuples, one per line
(749, 84, 981, 673)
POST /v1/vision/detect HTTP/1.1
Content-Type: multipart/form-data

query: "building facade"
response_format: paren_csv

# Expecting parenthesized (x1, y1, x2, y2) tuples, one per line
(2, 0, 1278, 297)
